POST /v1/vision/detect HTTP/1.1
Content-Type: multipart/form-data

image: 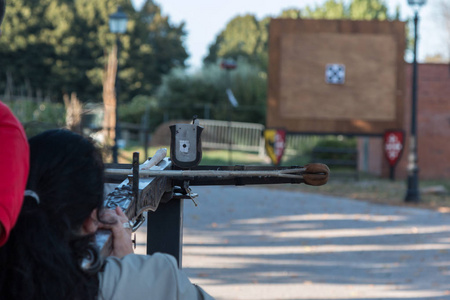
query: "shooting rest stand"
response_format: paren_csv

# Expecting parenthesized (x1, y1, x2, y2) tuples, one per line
(100, 151, 329, 268)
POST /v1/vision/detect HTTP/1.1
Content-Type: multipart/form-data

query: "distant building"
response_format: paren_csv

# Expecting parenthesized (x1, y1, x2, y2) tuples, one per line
(359, 63, 450, 179)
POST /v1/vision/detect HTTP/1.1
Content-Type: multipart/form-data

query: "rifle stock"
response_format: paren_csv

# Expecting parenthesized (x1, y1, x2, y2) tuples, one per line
(98, 156, 173, 256)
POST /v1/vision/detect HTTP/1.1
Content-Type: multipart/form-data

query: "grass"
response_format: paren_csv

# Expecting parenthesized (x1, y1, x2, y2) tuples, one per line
(271, 174, 450, 212)
(116, 146, 450, 211)
(117, 145, 273, 166)
(118, 144, 312, 166)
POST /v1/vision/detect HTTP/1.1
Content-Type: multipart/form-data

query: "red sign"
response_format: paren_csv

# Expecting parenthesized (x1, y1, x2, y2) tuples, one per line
(384, 130, 404, 167)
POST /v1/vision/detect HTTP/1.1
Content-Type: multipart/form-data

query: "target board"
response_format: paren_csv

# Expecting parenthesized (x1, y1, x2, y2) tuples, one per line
(267, 19, 406, 135)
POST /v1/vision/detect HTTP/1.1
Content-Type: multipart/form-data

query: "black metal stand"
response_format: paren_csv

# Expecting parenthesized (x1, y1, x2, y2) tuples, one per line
(112, 36, 121, 163)
(389, 166, 395, 181)
(405, 10, 420, 203)
(146, 199, 184, 268)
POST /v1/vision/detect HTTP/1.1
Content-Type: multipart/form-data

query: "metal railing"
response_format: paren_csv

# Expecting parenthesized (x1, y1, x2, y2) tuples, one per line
(198, 119, 266, 156)
(195, 120, 334, 158)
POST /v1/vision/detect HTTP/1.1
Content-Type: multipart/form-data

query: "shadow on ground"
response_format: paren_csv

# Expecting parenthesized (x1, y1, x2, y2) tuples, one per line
(173, 186, 450, 300)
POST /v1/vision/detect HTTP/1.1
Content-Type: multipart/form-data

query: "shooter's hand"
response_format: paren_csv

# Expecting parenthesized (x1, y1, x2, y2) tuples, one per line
(98, 206, 134, 258)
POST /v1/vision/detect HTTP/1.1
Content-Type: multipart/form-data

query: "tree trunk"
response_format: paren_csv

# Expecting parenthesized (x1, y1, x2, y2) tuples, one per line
(63, 92, 83, 134)
(102, 45, 118, 142)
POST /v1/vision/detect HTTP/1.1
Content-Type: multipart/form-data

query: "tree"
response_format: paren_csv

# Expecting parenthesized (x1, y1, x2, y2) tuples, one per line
(303, 0, 395, 20)
(424, 53, 446, 63)
(124, 0, 188, 100)
(279, 8, 301, 19)
(156, 58, 266, 124)
(203, 14, 268, 70)
(60, 0, 132, 101)
(0, 0, 188, 102)
(440, 0, 450, 61)
(204, 0, 398, 71)
(0, 0, 61, 97)
(0, 0, 130, 100)
(302, 0, 347, 19)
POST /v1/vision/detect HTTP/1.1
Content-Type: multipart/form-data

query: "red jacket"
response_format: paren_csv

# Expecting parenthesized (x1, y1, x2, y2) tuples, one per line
(0, 101, 29, 246)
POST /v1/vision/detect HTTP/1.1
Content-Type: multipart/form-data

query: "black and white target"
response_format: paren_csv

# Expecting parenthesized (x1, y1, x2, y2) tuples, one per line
(325, 64, 345, 84)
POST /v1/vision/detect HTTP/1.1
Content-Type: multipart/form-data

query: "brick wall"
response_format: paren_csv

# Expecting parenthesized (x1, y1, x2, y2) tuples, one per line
(360, 63, 450, 180)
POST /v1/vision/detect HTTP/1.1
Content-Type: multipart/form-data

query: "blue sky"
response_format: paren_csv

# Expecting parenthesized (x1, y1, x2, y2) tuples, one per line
(132, 0, 448, 70)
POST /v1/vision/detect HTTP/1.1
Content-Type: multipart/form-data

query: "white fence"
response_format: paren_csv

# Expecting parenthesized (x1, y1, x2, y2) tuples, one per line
(119, 118, 327, 158)
(197, 119, 326, 157)
(198, 119, 266, 156)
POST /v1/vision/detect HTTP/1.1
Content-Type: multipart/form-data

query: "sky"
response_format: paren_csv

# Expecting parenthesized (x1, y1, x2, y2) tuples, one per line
(132, 0, 448, 70)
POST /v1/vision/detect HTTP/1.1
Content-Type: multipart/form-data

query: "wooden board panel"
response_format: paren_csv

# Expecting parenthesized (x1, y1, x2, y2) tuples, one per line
(267, 19, 406, 135)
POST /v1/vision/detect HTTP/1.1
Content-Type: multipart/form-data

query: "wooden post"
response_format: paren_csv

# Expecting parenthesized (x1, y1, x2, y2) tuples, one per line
(102, 45, 118, 144)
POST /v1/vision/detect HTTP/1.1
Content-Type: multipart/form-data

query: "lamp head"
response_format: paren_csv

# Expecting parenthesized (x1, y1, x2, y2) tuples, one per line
(109, 6, 128, 34)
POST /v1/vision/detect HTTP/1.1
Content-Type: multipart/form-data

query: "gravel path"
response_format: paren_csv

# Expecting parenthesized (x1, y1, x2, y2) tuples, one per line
(137, 185, 450, 300)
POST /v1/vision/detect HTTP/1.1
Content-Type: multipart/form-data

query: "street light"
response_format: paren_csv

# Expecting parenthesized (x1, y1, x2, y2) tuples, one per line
(109, 6, 128, 163)
(405, 0, 426, 202)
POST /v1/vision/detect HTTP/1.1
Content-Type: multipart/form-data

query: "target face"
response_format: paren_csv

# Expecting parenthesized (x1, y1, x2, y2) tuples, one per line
(267, 19, 406, 135)
(325, 64, 345, 84)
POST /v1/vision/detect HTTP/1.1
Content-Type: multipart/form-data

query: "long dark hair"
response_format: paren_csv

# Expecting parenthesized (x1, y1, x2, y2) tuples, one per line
(0, 129, 105, 300)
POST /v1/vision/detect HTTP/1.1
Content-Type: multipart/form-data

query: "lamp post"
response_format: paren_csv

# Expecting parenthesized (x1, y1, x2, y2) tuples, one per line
(220, 58, 237, 165)
(109, 6, 128, 163)
(405, 0, 426, 203)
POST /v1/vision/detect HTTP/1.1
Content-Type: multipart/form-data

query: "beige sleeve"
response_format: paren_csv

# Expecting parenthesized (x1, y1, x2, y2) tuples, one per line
(98, 253, 214, 300)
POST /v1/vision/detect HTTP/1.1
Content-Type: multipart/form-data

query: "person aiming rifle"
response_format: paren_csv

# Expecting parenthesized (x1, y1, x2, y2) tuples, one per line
(0, 5, 212, 297)
(0, 129, 214, 299)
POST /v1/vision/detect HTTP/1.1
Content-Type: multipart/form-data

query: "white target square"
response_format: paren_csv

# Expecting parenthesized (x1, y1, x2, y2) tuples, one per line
(325, 64, 346, 84)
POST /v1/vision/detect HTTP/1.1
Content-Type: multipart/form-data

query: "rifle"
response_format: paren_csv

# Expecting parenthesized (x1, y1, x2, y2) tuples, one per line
(98, 119, 329, 266)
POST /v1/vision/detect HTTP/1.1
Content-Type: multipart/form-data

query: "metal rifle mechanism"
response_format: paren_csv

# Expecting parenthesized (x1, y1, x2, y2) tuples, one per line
(98, 118, 329, 264)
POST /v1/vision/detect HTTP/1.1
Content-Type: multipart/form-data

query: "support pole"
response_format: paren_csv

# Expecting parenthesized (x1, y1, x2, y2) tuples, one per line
(146, 199, 184, 268)
(405, 11, 420, 203)
(112, 36, 121, 163)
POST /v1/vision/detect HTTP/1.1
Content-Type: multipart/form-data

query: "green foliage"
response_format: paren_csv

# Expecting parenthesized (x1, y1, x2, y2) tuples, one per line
(303, 0, 392, 20)
(348, 0, 389, 20)
(3, 99, 66, 137)
(157, 66, 224, 120)
(198, 149, 267, 166)
(121, 146, 269, 166)
(204, 0, 400, 71)
(0, 0, 187, 103)
(314, 137, 357, 149)
(203, 14, 269, 70)
(118, 94, 163, 130)
(311, 136, 357, 161)
(124, 1, 188, 100)
(3, 99, 65, 125)
(303, 0, 347, 19)
(281, 153, 311, 167)
(156, 58, 267, 124)
(279, 9, 301, 19)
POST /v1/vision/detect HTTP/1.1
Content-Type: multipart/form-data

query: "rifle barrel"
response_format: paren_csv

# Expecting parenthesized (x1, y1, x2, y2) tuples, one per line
(104, 168, 307, 179)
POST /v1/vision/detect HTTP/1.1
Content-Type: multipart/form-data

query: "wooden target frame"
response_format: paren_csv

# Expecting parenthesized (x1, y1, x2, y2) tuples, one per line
(267, 19, 406, 135)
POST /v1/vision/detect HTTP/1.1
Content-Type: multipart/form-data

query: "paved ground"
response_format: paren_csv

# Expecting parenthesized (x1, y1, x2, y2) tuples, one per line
(136, 186, 450, 300)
